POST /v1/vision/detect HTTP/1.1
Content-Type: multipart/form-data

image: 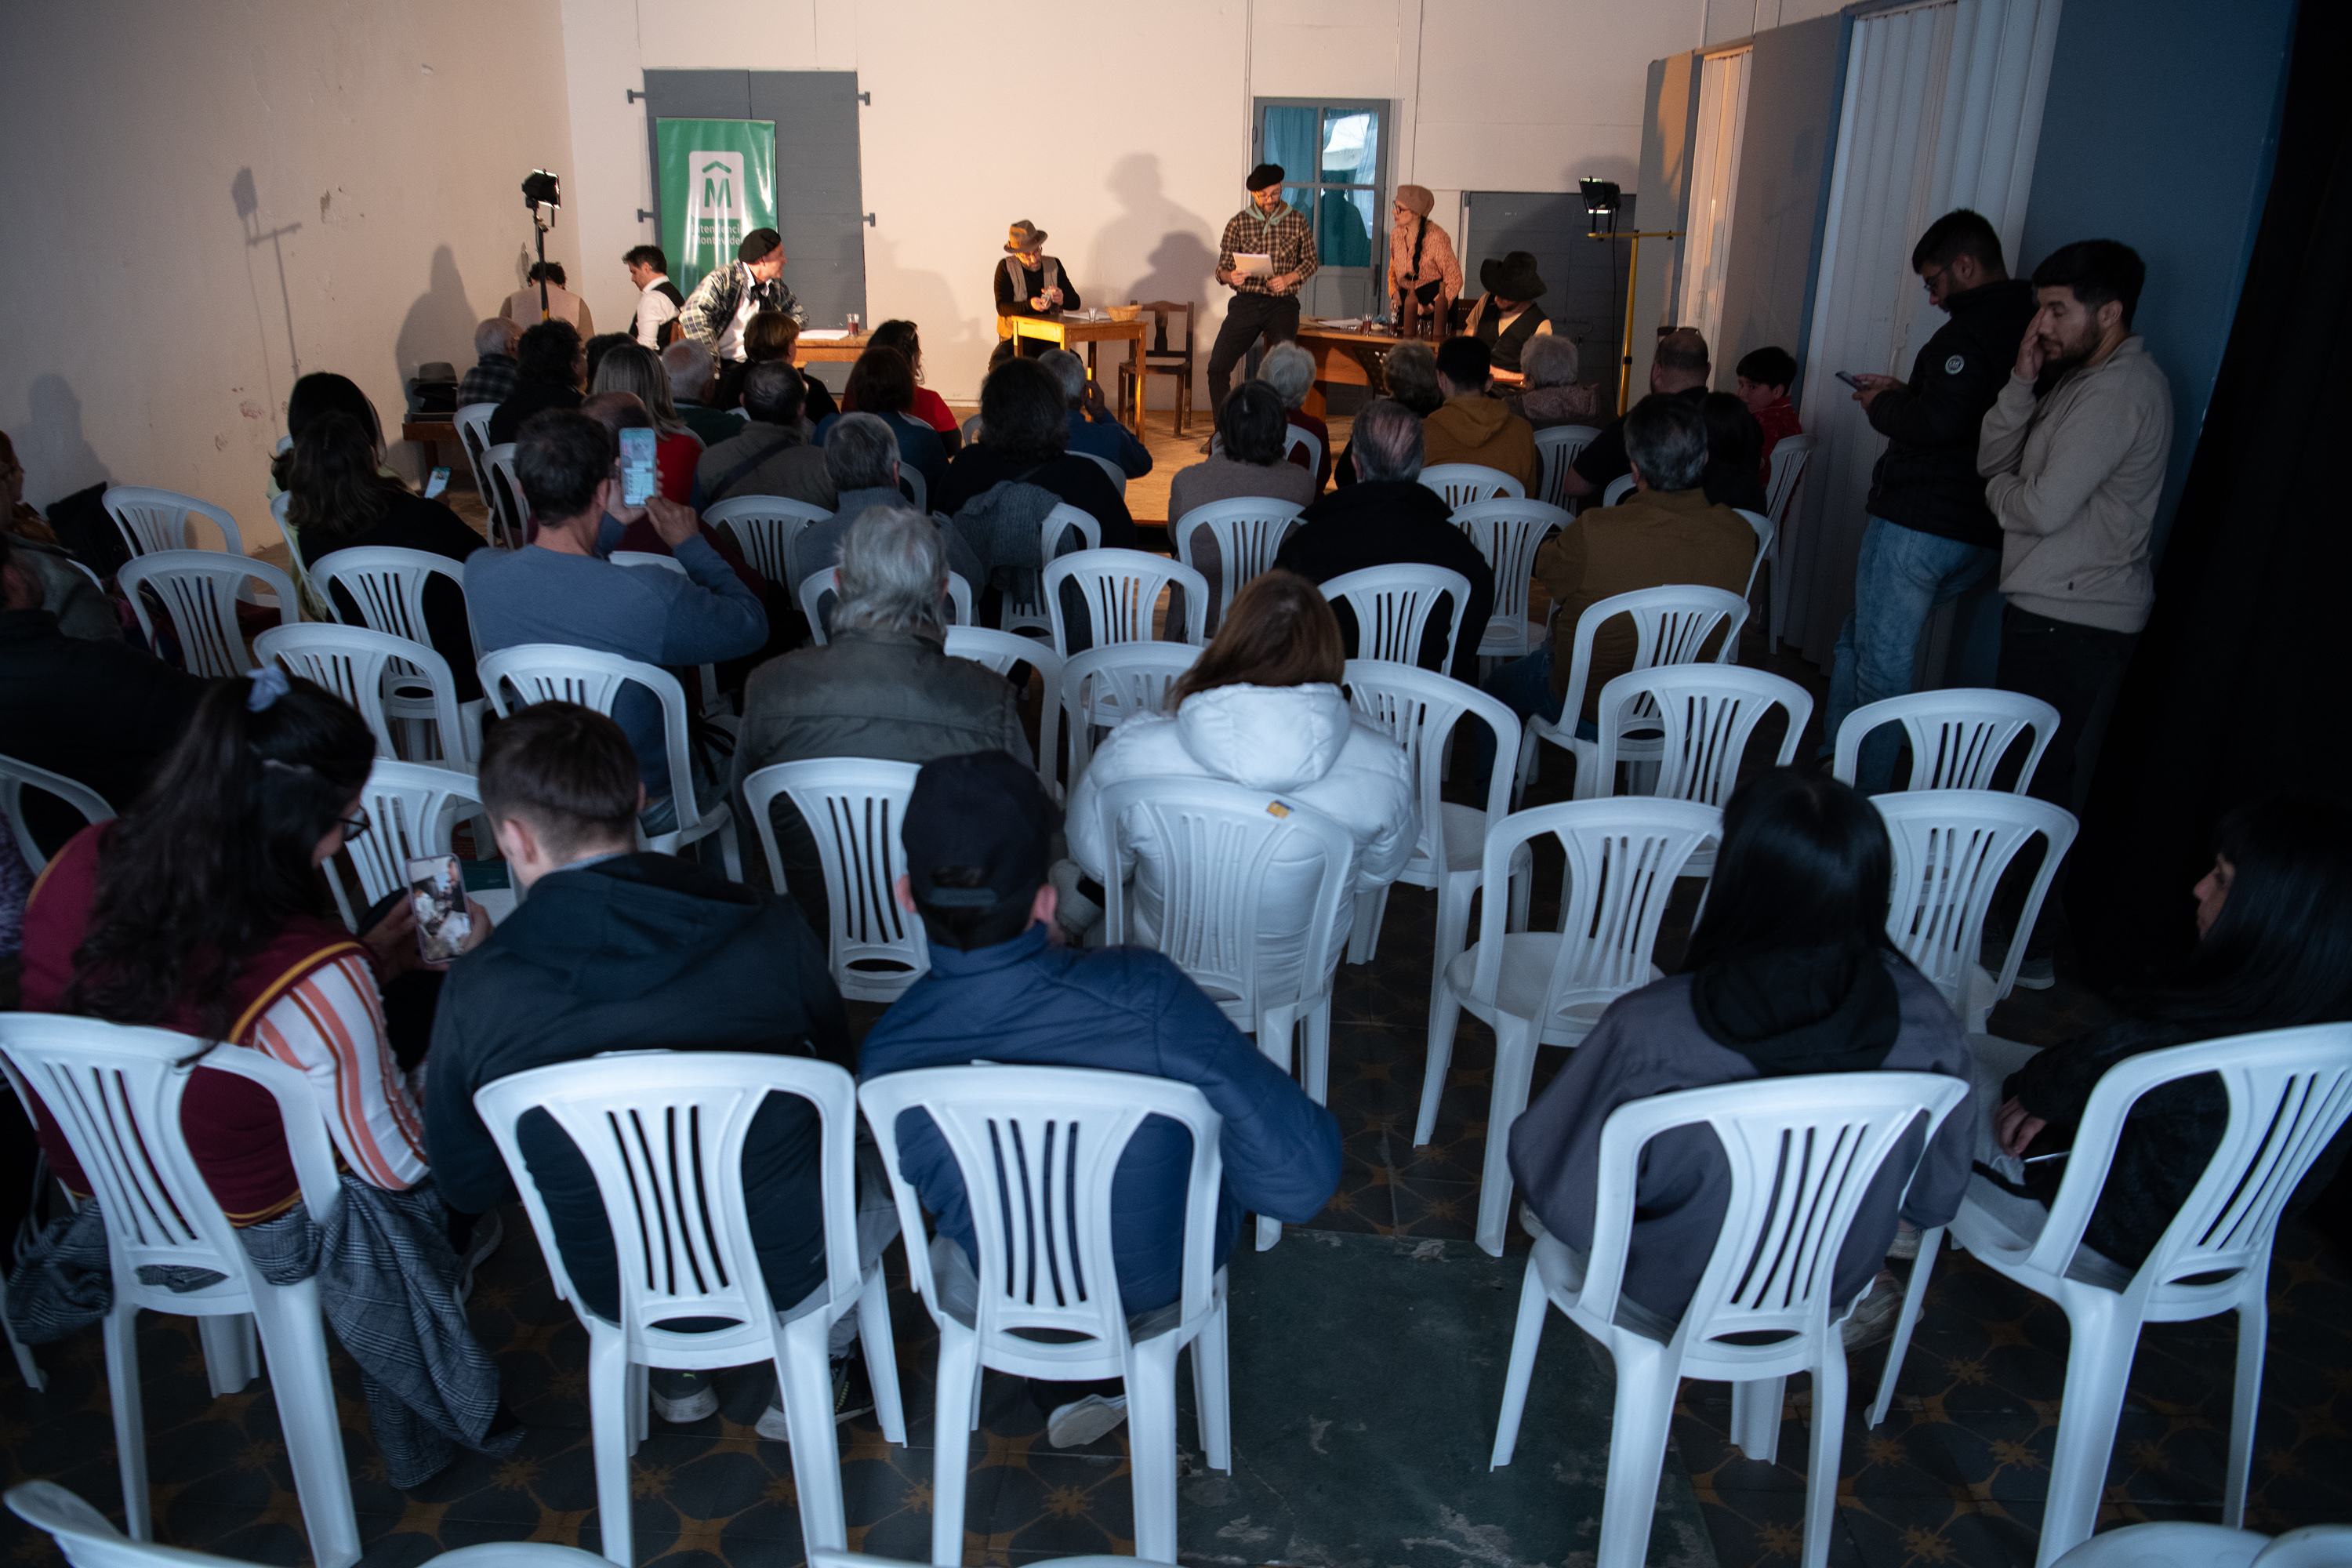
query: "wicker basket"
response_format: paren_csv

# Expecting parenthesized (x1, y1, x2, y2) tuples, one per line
(1106, 304, 1143, 322)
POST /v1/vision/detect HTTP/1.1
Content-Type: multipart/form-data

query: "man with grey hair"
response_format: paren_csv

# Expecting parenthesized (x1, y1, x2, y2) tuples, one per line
(694, 361, 836, 512)
(457, 318, 523, 408)
(732, 506, 1033, 927)
(1474, 392, 1754, 793)
(1272, 397, 1494, 681)
(662, 338, 739, 448)
(1255, 341, 1330, 492)
(793, 412, 909, 586)
(1040, 348, 1152, 479)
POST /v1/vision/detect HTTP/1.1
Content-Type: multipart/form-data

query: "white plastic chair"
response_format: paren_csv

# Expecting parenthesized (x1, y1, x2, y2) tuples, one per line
(809, 1553, 1177, 1568)
(1582, 663, 1813, 806)
(256, 623, 469, 766)
(1171, 496, 1305, 631)
(1515, 585, 1749, 806)
(331, 760, 486, 915)
(1874, 789, 2077, 1033)
(0, 753, 113, 873)
(740, 758, 928, 1002)
(960, 414, 984, 446)
(474, 1052, 904, 1566)
(455, 401, 499, 503)
(0, 1016, 361, 1568)
(858, 1065, 1232, 1567)
(269, 493, 335, 623)
(1057, 641, 1202, 785)
(1532, 425, 1602, 510)
(1762, 434, 1815, 650)
(1490, 1073, 1970, 1568)
(704, 494, 832, 599)
(2049, 1522, 2352, 1568)
(1000, 504, 1102, 637)
(1417, 463, 1523, 509)
(1600, 473, 1636, 507)
(479, 644, 741, 872)
(1340, 662, 1530, 1011)
(1076, 449, 1128, 496)
(1044, 546, 1209, 659)
(6, 1479, 613, 1568)
(1833, 688, 2060, 795)
(1870, 1025, 2352, 1567)
(1283, 424, 1322, 481)
(116, 551, 296, 677)
(942, 625, 1063, 800)
(797, 566, 973, 645)
(1733, 506, 1777, 608)
(1424, 797, 1721, 1254)
(100, 487, 245, 560)
(481, 443, 527, 550)
(1319, 563, 1472, 670)
(1094, 775, 1355, 1248)
(610, 551, 738, 724)
(309, 544, 486, 758)
(1452, 498, 1568, 662)
(898, 464, 929, 515)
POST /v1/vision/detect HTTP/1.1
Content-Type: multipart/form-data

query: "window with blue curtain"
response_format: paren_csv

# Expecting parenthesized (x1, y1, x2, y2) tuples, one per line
(1254, 99, 1388, 313)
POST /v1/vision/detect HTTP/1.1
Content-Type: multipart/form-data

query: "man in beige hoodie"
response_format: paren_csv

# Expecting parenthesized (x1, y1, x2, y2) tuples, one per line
(1978, 238, 2172, 981)
(1424, 336, 1542, 493)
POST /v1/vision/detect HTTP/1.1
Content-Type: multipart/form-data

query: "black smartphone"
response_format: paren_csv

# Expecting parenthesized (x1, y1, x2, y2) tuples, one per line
(1835, 371, 1865, 390)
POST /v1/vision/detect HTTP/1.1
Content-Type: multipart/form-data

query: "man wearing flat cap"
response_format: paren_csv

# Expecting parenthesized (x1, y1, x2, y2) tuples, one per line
(1388, 184, 1461, 341)
(679, 226, 803, 410)
(858, 750, 1342, 1451)
(1464, 250, 1553, 374)
(1208, 164, 1320, 407)
(990, 219, 1080, 370)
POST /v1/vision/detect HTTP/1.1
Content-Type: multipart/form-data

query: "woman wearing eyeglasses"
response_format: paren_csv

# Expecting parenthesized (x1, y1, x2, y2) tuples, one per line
(16, 669, 486, 1227)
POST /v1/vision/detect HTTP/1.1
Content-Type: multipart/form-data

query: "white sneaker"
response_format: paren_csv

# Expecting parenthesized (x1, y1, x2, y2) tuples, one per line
(1840, 1270, 1905, 1351)
(1046, 1393, 1128, 1448)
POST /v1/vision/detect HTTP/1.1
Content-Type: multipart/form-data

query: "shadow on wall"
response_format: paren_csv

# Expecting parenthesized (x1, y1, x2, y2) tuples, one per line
(19, 375, 107, 511)
(384, 245, 478, 483)
(231, 167, 303, 416)
(866, 232, 983, 401)
(1099, 154, 1218, 408)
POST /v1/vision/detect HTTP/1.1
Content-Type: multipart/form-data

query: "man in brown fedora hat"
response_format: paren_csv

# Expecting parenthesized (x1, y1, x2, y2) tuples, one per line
(1464, 250, 1553, 374)
(992, 220, 1081, 370)
(1388, 183, 1461, 341)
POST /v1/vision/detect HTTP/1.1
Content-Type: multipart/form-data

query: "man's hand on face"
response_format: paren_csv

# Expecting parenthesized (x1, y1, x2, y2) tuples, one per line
(2014, 316, 2048, 383)
(644, 495, 701, 549)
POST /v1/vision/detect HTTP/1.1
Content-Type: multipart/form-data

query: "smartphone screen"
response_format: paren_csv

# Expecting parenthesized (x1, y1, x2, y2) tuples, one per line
(620, 426, 657, 507)
(423, 466, 451, 498)
(1835, 371, 1864, 390)
(407, 854, 471, 964)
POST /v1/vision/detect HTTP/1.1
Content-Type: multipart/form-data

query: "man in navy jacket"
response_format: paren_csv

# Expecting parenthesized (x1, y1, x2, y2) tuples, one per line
(859, 751, 1341, 1447)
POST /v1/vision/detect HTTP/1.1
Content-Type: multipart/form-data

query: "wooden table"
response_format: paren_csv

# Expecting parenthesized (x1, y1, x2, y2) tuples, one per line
(791, 332, 872, 367)
(400, 419, 463, 485)
(1292, 325, 1403, 417)
(1007, 315, 1149, 431)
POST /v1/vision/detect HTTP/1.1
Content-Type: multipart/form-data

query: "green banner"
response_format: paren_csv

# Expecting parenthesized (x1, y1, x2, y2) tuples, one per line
(656, 118, 776, 299)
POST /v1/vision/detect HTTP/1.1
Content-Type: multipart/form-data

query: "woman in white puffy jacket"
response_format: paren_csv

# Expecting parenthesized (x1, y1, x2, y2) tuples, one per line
(1067, 572, 1419, 995)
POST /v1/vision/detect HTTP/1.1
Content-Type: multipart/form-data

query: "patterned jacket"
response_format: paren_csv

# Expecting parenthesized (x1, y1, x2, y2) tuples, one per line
(1218, 201, 1319, 297)
(678, 260, 806, 361)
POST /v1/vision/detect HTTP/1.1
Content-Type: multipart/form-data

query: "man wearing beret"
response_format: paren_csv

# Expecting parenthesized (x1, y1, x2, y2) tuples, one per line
(1207, 164, 1321, 408)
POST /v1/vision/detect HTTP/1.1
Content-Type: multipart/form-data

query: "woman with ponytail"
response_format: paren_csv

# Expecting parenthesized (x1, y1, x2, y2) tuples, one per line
(17, 670, 479, 1226)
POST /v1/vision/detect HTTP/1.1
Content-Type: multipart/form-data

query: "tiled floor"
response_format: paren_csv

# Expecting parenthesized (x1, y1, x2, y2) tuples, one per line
(14, 454, 2352, 1567)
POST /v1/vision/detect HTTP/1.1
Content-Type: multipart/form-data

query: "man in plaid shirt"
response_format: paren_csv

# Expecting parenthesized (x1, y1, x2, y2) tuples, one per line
(456, 318, 521, 408)
(680, 227, 805, 408)
(1209, 163, 1319, 407)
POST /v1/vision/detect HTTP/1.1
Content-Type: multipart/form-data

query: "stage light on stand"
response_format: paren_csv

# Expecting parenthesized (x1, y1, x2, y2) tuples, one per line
(1579, 175, 1680, 416)
(521, 170, 562, 320)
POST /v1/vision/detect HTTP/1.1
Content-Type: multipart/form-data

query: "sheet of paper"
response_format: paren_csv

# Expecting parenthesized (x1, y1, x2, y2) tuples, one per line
(1234, 252, 1273, 277)
(800, 328, 851, 340)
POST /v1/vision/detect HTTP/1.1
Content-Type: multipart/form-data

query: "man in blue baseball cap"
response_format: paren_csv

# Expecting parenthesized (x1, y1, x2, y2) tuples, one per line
(858, 750, 1341, 1449)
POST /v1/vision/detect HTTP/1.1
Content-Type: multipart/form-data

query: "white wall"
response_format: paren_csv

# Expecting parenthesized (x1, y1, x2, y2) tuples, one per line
(0, 1, 578, 551)
(560, 0, 1710, 404)
(1704, 0, 1849, 49)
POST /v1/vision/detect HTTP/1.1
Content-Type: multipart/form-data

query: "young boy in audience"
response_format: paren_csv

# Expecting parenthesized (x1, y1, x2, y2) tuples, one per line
(858, 751, 1341, 1450)
(424, 701, 894, 1437)
(1735, 346, 1803, 473)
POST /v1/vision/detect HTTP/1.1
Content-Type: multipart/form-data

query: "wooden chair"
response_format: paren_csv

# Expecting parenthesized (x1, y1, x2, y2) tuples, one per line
(1119, 300, 1196, 437)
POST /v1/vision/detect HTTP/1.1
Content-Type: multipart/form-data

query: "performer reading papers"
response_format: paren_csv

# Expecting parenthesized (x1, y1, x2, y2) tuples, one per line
(1209, 163, 1319, 407)
(992, 220, 1080, 370)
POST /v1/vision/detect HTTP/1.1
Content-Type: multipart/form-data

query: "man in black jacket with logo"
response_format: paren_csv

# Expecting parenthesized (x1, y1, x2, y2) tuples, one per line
(425, 702, 887, 1439)
(1823, 209, 2038, 792)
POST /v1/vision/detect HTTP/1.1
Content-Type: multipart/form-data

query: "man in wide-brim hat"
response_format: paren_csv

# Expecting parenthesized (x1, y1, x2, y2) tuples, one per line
(1464, 249, 1554, 373)
(993, 219, 1081, 367)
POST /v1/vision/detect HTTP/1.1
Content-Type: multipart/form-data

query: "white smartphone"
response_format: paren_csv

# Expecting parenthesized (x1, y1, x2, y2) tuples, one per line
(619, 426, 657, 507)
(407, 854, 470, 964)
(423, 466, 451, 498)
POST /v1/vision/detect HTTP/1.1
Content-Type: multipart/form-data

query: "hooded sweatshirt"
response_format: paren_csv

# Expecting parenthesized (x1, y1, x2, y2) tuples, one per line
(1422, 392, 1542, 495)
(424, 852, 851, 1320)
(1066, 683, 1417, 996)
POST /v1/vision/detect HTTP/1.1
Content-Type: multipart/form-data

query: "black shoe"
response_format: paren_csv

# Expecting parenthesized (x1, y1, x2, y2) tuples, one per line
(650, 1368, 720, 1423)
